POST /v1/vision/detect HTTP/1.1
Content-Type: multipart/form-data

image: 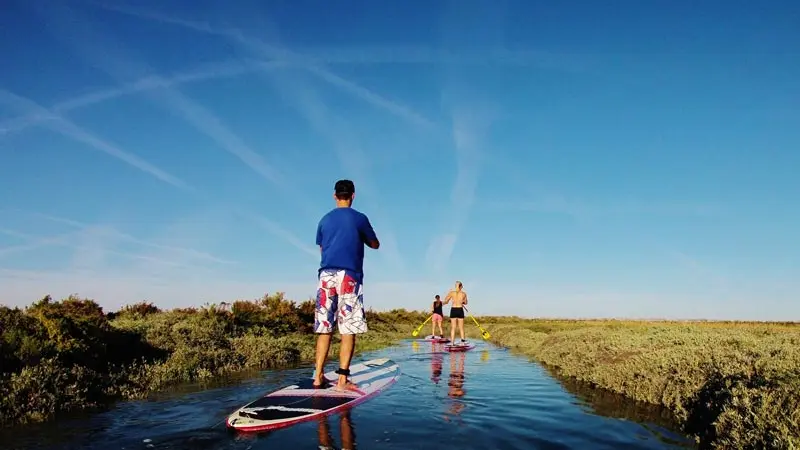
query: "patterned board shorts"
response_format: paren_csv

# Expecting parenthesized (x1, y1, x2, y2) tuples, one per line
(315, 269, 368, 335)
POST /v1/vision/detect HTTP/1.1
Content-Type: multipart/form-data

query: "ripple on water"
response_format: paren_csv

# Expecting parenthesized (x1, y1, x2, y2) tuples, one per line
(0, 341, 695, 450)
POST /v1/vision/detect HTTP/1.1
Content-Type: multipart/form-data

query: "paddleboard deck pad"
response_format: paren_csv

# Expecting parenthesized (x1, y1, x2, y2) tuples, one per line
(445, 342, 476, 352)
(421, 335, 450, 343)
(226, 358, 400, 432)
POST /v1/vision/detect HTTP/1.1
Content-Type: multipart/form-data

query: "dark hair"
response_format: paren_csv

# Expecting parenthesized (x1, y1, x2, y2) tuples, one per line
(334, 179, 355, 200)
(434, 295, 440, 299)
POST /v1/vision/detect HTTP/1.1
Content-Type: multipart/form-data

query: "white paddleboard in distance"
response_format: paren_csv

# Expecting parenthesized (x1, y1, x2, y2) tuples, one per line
(445, 341, 475, 352)
(226, 358, 400, 433)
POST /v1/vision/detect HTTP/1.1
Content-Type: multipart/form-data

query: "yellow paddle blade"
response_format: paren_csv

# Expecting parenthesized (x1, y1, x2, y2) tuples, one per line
(411, 315, 432, 337)
(464, 308, 491, 340)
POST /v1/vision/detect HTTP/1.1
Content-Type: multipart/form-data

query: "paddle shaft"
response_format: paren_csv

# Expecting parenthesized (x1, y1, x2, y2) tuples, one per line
(463, 306, 490, 338)
(412, 314, 433, 336)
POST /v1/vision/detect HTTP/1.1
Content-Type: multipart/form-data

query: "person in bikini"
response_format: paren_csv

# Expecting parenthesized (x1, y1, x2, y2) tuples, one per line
(444, 281, 468, 344)
(430, 294, 445, 338)
(312, 179, 380, 392)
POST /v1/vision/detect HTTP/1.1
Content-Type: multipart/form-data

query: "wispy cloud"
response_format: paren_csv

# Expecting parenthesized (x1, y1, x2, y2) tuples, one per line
(241, 48, 409, 271)
(0, 226, 202, 270)
(26, 2, 319, 218)
(0, 59, 281, 138)
(17, 2, 319, 258)
(484, 152, 724, 220)
(27, 211, 238, 265)
(424, 99, 496, 273)
(487, 195, 723, 219)
(424, 233, 458, 273)
(276, 45, 592, 72)
(86, 3, 412, 270)
(0, 89, 193, 191)
(0, 228, 82, 258)
(664, 248, 730, 290)
(420, 0, 504, 275)
(86, 2, 439, 132)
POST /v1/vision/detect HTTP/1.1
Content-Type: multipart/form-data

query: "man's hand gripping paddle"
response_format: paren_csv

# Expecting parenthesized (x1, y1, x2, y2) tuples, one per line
(411, 315, 433, 337)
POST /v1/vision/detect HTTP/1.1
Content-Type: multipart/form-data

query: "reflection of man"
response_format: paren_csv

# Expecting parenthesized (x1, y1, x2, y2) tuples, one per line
(318, 408, 356, 450)
(444, 351, 467, 419)
(448, 352, 466, 398)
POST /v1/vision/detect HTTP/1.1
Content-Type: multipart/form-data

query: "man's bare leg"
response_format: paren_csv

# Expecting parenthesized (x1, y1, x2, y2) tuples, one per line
(336, 333, 356, 390)
(459, 318, 465, 341)
(313, 332, 333, 386)
(450, 318, 456, 342)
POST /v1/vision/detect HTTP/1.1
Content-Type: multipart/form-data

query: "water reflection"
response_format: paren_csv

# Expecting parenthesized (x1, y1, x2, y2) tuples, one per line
(431, 352, 443, 384)
(317, 409, 356, 450)
(543, 364, 688, 439)
(480, 349, 490, 362)
(445, 352, 467, 420)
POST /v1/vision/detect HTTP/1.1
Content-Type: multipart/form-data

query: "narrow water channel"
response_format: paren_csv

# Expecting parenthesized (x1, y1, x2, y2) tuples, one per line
(0, 340, 695, 449)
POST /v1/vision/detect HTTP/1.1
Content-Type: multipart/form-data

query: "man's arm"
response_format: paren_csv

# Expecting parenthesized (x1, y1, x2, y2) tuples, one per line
(316, 220, 323, 250)
(359, 215, 380, 249)
(463, 292, 468, 305)
(443, 291, 452, 304)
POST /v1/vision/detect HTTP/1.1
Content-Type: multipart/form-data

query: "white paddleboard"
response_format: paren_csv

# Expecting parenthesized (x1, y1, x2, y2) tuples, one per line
(226, 358, 400, 432)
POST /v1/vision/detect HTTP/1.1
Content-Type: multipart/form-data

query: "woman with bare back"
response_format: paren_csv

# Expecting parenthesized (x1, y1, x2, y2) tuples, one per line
(444, 281, 468, 344)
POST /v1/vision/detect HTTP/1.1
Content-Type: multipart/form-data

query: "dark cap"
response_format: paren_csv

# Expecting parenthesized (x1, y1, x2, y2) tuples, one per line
(334, 179, 355, 195)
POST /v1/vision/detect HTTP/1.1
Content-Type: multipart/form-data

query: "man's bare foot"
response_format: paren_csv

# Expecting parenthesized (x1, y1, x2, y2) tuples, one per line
(313, 378, 330, 388)
(334, 379, 360, 393)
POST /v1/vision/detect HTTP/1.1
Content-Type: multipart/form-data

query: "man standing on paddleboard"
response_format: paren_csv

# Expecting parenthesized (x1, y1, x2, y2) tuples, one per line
(444, 281, 468, 344)
(313, 179, 380, 391)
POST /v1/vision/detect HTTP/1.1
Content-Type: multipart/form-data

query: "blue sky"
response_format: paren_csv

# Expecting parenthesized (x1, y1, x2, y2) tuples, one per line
(1, 0, 798, 320)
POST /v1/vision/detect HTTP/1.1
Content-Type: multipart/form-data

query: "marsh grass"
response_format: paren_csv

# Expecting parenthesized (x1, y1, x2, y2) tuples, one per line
(0, 295, 424, 428)
(487, 319, 800, 449)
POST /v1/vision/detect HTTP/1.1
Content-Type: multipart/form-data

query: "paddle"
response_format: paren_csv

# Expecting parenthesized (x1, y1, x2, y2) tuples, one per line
(463, 306, 491, 339)
(411, 315, 433, 337)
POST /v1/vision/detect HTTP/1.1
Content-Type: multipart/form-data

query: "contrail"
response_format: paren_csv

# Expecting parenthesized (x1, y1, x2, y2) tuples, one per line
(0, 59, 282, 138)
(0, 227, 199, 269)
(90, 3, 411, 271)
(27, 1, 319, 218)
(27, 211, 238, 265)
(0, 228, 80, 258)
(85, 1, 439, 131)
(0, 89, 193, 191)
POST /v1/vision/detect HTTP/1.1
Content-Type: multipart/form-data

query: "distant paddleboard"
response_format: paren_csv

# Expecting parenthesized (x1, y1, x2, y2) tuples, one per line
(445, 341, 475, 352)
(226, 358, 400, 432)
(421, 335, 450, 343)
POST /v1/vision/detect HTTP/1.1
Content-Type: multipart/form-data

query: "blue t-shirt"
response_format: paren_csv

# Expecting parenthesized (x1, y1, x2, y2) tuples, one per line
(316, 207, 377, 276)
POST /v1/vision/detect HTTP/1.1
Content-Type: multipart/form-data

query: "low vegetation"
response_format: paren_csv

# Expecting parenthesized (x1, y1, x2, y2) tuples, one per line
(486, 319, 800, 450)
(0, 294, 426, 427)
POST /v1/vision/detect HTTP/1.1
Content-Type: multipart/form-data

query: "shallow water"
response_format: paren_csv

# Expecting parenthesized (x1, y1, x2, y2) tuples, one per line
(0, 340, 695, 449)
